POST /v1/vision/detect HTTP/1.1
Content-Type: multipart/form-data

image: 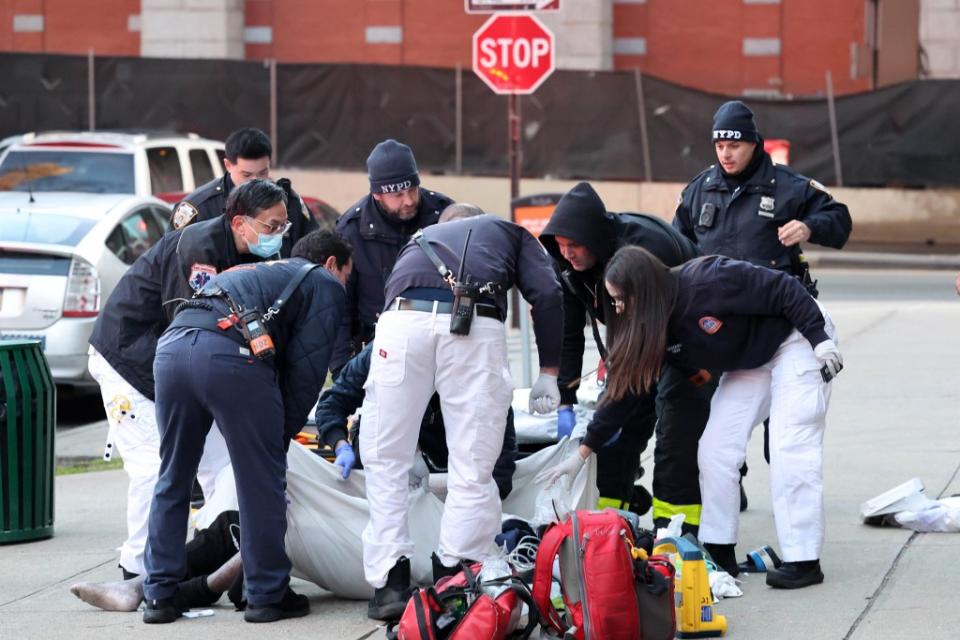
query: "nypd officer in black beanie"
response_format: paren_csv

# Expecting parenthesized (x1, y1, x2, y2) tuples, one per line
(675, 100, 852, 290)
(331, 139, 454, 372)
(674, 100, 852, 509)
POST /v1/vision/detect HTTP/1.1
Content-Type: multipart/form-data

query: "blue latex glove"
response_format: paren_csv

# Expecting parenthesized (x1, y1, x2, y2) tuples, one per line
(556, 406, 576, 440)
(334, 442, 356, 480)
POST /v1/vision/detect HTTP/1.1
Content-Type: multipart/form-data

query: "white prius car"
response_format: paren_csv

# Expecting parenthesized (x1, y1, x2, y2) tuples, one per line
(0, 192, 171, 388)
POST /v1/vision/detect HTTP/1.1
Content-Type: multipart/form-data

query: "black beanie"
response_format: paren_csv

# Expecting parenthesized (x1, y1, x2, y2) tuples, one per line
(712, 101, 760, 143)
(367, 139, 421, 194)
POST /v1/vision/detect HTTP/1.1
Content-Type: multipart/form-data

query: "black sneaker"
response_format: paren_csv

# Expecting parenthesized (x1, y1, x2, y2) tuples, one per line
(244, 587, 310, 623)
(766, 560, 824, 589)
(142, 598, 183, 624)
(368, 557, 413, 622)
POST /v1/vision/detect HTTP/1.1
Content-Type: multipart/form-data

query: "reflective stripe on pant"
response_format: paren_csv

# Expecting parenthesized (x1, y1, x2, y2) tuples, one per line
(144, 330, 290, 607)
(87, 348, 230, 576)
(360, 310, 513, 588)
(651, 363, 717, 526)
(698, 313, 836, 562)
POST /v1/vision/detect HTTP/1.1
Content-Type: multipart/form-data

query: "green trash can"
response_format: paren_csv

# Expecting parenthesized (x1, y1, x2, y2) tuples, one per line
(0, 339, 56, 544)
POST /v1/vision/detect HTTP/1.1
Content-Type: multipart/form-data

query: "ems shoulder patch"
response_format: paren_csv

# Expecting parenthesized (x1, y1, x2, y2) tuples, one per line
(809, 179, 832, 196)
(698, 316, 723, 335)
(172, 202, 199, 229)
(188, 263, 217, 291)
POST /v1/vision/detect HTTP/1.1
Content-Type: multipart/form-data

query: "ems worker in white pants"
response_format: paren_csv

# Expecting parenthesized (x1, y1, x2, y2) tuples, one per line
(88, 351, 230, 577)
(361, 204, 563, 621)
(543, 246, 842, 590)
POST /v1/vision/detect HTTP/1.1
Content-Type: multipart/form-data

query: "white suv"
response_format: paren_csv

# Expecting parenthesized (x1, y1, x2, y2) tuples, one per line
(0, 130, 225, 201)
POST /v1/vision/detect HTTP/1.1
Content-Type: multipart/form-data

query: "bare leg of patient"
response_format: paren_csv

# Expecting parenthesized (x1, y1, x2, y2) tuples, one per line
(70, 553, 242, 612)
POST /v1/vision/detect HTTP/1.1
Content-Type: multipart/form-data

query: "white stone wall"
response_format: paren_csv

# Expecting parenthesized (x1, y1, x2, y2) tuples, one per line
(538, 0, 613, 71)
(920, 0, 960, 77)
(141, 0, 245, 60)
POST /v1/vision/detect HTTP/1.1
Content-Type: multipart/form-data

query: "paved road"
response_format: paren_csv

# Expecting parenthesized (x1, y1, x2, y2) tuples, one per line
(13, 267, 957, 639)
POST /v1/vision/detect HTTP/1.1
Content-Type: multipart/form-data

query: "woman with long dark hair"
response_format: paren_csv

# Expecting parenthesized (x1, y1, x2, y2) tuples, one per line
(539, 245, 842, 589)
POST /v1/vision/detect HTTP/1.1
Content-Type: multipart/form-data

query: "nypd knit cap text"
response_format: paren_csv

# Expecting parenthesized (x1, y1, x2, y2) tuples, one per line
(368, 139, 421, 194)
(712, 100, 760, 142)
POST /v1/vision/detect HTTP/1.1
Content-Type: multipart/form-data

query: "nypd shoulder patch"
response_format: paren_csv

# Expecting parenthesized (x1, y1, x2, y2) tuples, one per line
(188, 263, 217, 291)
(172, 202, 199, 229)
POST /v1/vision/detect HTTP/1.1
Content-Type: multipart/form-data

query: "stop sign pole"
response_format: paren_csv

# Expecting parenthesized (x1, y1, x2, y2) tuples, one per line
(472, 15, 555, 381)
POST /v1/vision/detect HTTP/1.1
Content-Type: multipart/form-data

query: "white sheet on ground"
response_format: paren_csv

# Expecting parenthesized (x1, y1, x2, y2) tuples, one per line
(193, 438, 597, 600)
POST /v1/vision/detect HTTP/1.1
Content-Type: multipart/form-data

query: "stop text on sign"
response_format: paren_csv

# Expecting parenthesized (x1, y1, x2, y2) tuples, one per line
(478, 36, 551, 69)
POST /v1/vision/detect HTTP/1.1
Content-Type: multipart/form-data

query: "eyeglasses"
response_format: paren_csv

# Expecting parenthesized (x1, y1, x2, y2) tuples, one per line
(611, 295, 626, 315)
(245, 216, 292, 236)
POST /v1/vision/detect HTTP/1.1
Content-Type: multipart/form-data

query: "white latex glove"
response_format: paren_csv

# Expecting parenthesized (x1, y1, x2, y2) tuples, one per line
(529, 373, 561, 415)
(535, 449, 589, 488)
(813, 339, 843, 380)
(409, 452, 430, 491)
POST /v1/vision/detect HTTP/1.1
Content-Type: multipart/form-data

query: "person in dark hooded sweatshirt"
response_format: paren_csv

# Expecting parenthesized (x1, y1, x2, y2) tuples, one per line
(538, 182, 709, 535)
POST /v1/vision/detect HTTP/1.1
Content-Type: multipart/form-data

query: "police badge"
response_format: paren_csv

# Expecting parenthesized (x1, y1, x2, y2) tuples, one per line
(172, 202, 199, 229)
(758, 195, 775, 218)
(188, 263, 217, 291)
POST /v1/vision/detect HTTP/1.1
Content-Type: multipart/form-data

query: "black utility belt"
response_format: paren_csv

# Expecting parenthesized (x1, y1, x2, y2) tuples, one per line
(391, 297, 503, 322)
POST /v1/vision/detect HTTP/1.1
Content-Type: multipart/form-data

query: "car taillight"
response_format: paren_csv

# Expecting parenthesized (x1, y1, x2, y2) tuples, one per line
(62, 256, 100, 318)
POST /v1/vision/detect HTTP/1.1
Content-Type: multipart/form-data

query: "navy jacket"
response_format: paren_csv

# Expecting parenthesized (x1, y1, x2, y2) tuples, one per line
(540, 210, 700, 404)
(667, 256, 830, 373)
(673, 153, 852, 274)
(385, 214, 564, 368)
(331, 188, 454, 371)
(170, 258, 345, 439)
(171, 173, 318, 258)
(314, 343, 518, 499)
(89, 216, 260, 400)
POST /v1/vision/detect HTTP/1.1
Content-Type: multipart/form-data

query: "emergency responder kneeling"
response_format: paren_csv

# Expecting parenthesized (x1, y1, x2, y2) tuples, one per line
(540, 246, 842, 590)
(360, 203, 563, 621)
(142, 180, 350, 624)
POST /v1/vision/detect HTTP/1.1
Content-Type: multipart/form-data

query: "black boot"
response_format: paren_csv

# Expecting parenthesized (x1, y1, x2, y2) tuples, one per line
(431, 553, 466, 583)
(703, 543, 739, 577)
(244, 587, 310, 623)
(368, 557, 413, 621)
(766, 560, 824, 589)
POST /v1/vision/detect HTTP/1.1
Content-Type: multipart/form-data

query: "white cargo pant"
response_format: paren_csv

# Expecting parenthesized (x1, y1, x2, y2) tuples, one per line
(360, 309, 514, 588)
(698, 310, 837, 562)
(87, 348, 231, 575)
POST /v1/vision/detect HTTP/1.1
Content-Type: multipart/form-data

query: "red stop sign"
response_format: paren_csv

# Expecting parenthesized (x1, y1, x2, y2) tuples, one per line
(472, 14, 555, 95)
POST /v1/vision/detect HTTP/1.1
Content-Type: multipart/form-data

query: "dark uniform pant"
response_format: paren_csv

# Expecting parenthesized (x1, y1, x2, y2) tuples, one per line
(595, 363, 716, 533)
(144, 329, 290, 608)
(652, 364, 718, 531)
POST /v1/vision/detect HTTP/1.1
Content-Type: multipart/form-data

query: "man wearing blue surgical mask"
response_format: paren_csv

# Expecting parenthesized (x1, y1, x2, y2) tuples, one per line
(88, 178, 332, 584)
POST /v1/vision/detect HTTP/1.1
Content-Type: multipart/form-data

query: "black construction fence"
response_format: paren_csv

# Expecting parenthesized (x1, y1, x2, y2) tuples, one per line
(2, 51, 959, 188)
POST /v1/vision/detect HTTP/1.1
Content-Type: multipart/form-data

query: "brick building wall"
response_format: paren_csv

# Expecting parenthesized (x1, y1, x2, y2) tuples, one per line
(0, 0, 924, 96)
(0, 0, 140, 56)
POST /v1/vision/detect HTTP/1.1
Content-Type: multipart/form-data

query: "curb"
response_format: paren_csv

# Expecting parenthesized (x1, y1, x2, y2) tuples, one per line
(806, 250, 960, 271)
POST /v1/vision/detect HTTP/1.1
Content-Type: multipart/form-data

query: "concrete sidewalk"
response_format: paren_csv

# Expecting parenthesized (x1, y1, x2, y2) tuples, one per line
(3, 294, 959, 639)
